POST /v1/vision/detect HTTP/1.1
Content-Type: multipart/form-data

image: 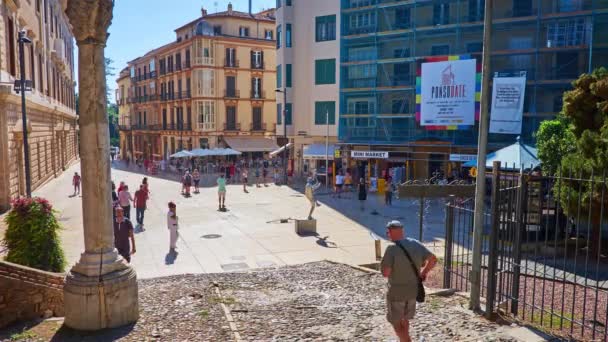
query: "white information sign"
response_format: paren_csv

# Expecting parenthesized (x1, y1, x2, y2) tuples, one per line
(351, 151, 389, 159)
(489, 76, 526, 134)
(420, 59, 477, 126)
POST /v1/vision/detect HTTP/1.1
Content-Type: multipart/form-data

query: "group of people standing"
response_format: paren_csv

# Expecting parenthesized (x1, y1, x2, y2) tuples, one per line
(110, 176, 182, 261)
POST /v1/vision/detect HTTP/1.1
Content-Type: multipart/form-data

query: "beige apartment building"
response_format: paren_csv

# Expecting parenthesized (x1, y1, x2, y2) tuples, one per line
(0, 0, 78, 210)
(118, 4, 278, 161)
(275, 0, 340, 178)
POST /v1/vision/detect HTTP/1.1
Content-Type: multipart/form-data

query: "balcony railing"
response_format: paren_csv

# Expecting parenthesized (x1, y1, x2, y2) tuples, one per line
(251, 61, 264, 70)
(224, 59, 239, 68)
(176, 91, 191, 99)
(251, 90, 265, 99)
(175, 63, 182, 71)
(224, 122, 241, 131)
(162, 123, 192, 131)
(250, 122, 266, 132)
(185, 59, 191, 68)
(224, 89, 240, 98)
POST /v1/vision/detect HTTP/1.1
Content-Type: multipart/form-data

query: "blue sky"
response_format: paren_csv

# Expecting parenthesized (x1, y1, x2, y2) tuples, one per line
(103, 0, 275, 99)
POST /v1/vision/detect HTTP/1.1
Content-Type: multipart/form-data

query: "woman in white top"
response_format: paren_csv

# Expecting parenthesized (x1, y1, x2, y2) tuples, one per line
(167, 202, 178, 252)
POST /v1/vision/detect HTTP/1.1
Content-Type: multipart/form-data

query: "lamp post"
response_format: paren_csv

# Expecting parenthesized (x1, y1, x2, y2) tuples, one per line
(325, 110, 330, 189)
(17, 30, 32, 197)
(275, 88, 288, 185)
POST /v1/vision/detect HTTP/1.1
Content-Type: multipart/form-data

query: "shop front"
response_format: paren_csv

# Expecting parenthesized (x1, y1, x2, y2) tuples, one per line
(303, 144, 336, 184)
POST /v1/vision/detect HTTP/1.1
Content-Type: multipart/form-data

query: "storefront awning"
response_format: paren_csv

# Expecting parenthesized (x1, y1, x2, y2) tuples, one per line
(303, 144, 336, 160)
(270, 143, 293, 157)
(223, 137, 279, 153)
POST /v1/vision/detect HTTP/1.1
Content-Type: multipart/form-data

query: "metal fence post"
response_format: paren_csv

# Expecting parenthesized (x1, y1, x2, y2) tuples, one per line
(510, 171, 526, 316)
(444, 195, 455, 289)
(485, 161, 501, 319)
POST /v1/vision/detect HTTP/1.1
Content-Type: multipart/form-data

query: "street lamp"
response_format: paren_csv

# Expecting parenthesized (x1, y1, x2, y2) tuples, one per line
(16, 30, 32, 197)
(275, 88, 288, 185)
(325, 110, 330, 189)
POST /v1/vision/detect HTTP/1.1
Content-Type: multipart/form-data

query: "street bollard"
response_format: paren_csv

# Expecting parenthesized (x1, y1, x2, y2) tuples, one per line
(375, 239, 382, 261)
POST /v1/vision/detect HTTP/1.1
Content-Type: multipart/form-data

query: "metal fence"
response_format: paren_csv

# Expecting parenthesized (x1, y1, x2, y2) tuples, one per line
(443, 162, 608, 341)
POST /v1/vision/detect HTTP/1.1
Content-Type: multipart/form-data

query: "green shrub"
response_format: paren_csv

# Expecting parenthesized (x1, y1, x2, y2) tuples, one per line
(2, 197, 66, 272)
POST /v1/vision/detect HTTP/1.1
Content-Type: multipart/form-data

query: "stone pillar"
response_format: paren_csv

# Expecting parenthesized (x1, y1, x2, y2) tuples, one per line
(63, 0, 138, 331)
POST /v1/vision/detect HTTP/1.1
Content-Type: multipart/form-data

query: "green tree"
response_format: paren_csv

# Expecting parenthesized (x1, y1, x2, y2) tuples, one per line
(535, 115, 576, 175)
(548, 68, 608, 255)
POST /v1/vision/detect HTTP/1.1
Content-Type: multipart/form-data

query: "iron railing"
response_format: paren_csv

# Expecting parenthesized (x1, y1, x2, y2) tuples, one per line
(224, 123, 241, 131)
(250, 123, 266, 132)
(224, 89, 240, 98)
(443, 161, 608, 341)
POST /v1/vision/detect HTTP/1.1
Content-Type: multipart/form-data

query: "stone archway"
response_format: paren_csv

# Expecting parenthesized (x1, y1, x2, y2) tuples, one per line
(60, 0, 138, 330)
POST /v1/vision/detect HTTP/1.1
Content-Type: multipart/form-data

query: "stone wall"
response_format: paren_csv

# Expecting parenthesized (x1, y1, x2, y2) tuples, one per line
(0, 261, 65, 328)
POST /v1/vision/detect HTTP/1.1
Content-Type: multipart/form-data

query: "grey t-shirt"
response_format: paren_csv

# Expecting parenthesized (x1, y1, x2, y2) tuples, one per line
(381, 238, 433, 300)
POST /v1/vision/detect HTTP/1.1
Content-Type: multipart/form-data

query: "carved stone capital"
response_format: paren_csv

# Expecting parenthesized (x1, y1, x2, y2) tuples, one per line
(66, 0, 114, 45)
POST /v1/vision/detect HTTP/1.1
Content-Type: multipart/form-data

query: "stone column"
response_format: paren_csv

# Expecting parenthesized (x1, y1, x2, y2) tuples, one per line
(63, 0, 138, 331)
(0, 105, 10, 211)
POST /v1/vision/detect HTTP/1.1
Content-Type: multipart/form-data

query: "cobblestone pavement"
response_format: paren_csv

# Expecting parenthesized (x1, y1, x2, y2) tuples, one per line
(1, 262, 548, 341)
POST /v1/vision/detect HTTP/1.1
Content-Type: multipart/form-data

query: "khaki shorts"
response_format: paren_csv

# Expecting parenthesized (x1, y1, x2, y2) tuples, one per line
(386, 299, 416, 325)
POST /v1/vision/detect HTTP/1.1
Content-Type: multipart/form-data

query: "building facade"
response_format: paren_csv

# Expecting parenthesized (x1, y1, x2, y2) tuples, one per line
(0, 0, 78, 210)
(278, 0, 608, 180)
(118, 4, 278, 162)
(339, 0, 608, 179)
(276, 0, 341, 178)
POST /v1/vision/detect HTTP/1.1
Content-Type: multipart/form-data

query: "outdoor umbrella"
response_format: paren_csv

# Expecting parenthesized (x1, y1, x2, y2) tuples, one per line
(170, 150, 194, 158)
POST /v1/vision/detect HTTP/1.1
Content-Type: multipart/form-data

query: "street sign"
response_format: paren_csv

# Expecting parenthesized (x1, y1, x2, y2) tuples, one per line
(469, 167, 478, 178)
(13, 80, 33, 93)
(351, 151, 389, 159)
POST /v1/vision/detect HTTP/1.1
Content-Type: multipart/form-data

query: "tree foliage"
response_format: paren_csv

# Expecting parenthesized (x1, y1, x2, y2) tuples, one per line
(536, 68, 608, 253)
(2, 197, 66, 272)
(535, 115, 576, 175)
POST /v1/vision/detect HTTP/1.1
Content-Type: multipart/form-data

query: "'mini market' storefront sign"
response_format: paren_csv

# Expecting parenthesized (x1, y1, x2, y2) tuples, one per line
(351, 151, 389, 159)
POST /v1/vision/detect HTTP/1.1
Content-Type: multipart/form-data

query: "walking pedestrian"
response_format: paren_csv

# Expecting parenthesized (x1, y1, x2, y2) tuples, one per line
(134, 184, 148, 231)
(358, 178, 367, 211)
(242, 168, 249, 193)
(111, 181, 118, 206)
(118, 181, 126, 194)
(229, 163, 236, 184)
(217, 174, 227, 211)
(385, 176, 394, 206)
(344, 171, 353, 198)
(254, 166, 260, 188)
(192, 169, 201, 194)
(142, 177, 151, 196)
(182, 171, 192, 197)
(72, 172, 81, 196)
(118, 185, 134, 220)
(381, 220, 437, 342)
(167, 202, 179, 253)
(273, 167, 280, 185)
(262, 167, 268, 186)
(335, 171, 344, 198)
(113, 206, 136, 263)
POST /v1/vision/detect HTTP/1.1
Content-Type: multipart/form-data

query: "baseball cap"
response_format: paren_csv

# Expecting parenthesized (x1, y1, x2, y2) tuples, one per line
(386, 220, 404, 229)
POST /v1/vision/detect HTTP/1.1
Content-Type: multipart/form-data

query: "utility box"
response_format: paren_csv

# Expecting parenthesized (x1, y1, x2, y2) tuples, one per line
(295, 219, 317, 236)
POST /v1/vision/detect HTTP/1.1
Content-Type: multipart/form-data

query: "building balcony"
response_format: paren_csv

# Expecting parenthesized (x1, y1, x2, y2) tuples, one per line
(224, 123, 241, 131)
(251, 61, 264, 70)
(185, 59, 191, 68)
(224, 89, 240, 98)
(162, 123, 192, 131)
(250, 122, 266, 132)
(175, 63, 182, 71)
(224, 59, 240, 68)
(251, 90, 265, 99)
(118, 124, 131, 131)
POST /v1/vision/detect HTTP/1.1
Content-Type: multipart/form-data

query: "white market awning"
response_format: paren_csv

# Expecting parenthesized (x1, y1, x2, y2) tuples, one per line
(223, 137, 279, 153)
(270, 143, 293, 157)
(303, 144, 336, 160)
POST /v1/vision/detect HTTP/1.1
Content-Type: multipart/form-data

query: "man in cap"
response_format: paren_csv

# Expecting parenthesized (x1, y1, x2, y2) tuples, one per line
(381, 220, 437, 342)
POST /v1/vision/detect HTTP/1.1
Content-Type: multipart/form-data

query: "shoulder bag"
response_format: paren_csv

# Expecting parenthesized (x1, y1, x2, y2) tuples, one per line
(395, 241, 426, 303)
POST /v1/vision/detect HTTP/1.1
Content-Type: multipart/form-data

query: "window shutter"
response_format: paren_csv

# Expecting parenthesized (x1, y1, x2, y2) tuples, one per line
(261, 51, 264, 67)
(250, 51, 254, 67)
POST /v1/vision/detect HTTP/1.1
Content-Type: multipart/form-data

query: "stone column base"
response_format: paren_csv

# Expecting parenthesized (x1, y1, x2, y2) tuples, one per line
(63, 266, 139, 330)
